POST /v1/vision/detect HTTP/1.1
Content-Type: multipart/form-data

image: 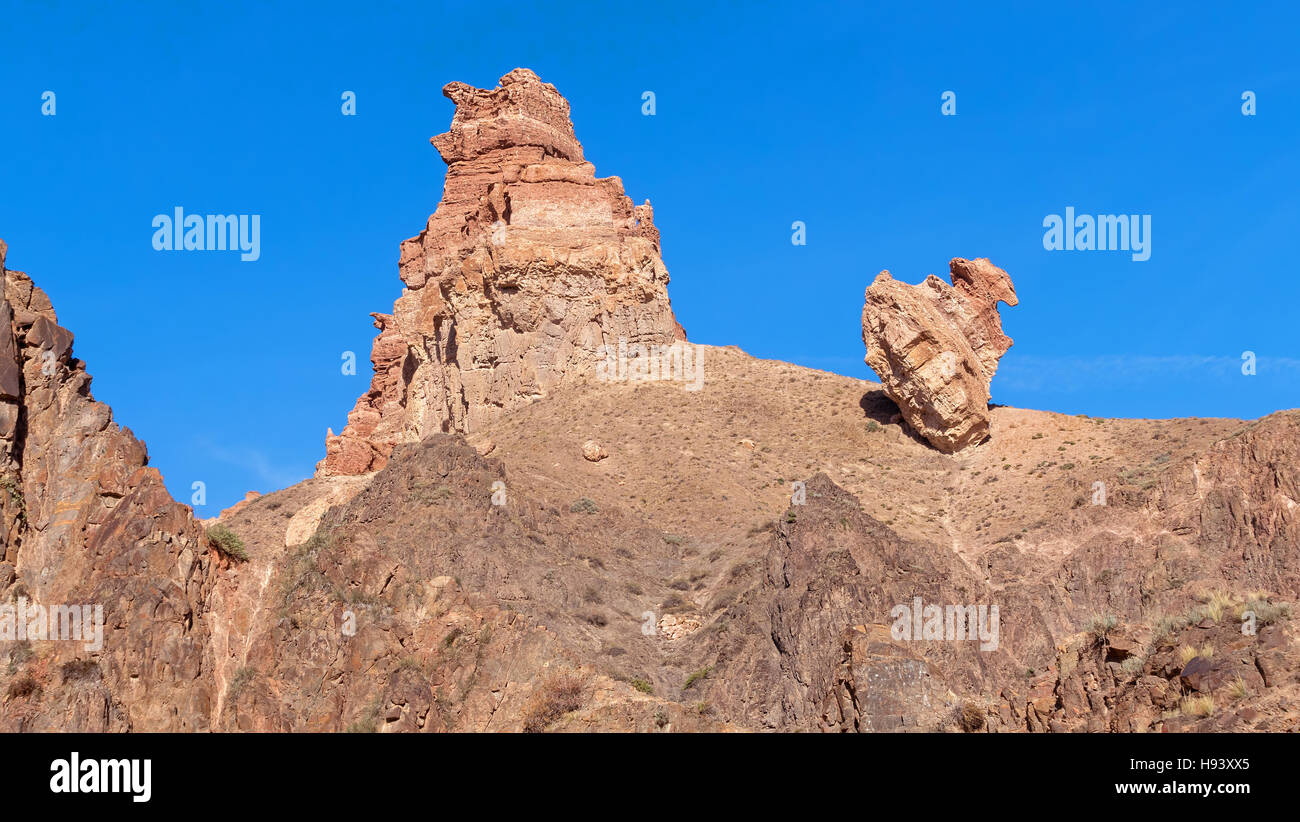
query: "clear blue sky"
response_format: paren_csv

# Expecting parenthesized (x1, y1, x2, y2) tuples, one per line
(1, 1, 1297, 511)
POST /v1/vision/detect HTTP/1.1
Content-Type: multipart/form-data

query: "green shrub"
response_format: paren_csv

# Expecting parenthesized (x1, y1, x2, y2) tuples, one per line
(207, 524, 249, 561)
(683, 666, 712, 690)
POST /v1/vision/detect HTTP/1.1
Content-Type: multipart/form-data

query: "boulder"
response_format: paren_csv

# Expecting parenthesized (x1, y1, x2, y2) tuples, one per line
(861, 257, 1018, 452)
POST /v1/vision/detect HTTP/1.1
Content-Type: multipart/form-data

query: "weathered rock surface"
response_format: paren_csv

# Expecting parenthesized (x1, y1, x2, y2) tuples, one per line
(0, 240, 224, 731)
(320, 68, 682, 476)
(581, 439, 607, 462)
(862, 257, 1018, 452)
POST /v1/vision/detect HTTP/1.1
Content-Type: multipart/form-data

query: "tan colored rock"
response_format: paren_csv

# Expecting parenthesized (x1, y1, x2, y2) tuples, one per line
(581, 440, 606, 462)
(657, 613, 702, 640)
(283, 476, 370, 547)
(861, 257, 1018, 452)
(319, 68, 682, 476)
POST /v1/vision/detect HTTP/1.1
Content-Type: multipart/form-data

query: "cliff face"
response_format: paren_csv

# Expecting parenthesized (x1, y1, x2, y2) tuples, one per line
(0, 240, 223, 731)
(320, 68, 683, 476)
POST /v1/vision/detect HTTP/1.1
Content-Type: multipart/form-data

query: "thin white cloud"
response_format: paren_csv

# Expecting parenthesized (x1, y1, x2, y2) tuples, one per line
(994, 354, 1300, 392)
(192, 437, 306, 492)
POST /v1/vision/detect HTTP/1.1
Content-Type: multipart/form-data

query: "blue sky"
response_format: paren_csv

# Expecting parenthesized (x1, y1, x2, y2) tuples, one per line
(1, 1, 1297, 511)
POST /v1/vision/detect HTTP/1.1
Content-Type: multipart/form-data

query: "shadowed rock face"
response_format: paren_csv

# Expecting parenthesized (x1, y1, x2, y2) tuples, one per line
(320, 68, 683, 476)
(862, 257, 1018, 453)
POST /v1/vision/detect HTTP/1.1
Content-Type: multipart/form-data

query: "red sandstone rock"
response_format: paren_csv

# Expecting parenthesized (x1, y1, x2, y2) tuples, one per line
(0, 239, 221, 731)
(861, 257, 1018, 452)
(319, 68, 682, 476)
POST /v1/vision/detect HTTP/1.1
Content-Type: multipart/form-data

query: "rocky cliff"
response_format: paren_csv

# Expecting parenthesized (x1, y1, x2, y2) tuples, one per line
(319, 68, 683, 476)
(0, 240, 224, 731)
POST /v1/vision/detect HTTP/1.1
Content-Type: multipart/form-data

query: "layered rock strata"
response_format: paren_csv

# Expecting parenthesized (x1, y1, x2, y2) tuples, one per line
(320, 69, 682, 476)
(861, 257, 1018, 452)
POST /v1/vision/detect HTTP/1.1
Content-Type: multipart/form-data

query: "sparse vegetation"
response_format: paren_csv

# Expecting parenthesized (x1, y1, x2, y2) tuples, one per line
(207, 524, 249, 561)
(1239, 595, 1291, 627)
(654, 708, 670, 728)
(630, 678, 653, 695)
(569, 497, 599, 514)
(345, 697, 383, 733)
(411, 479, 454, 503)
(6, 641, 33, 675)
(60, 659, 100, 683)
(957, 702, 984, 732)
(1202, 590, 1234, 622)
(226, 666, 258, 702)
(1085, 613, 1118, 639)
(1180, 694, 1215, 717)
(522, 672, 586, 732)
(1227, 676, 1249, 701)
(683, 666, 712, 690)
(6, 675, 40, 700)
(0, 474, 27, 523)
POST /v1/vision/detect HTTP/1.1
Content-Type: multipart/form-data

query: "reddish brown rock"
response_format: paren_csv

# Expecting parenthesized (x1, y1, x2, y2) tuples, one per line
(319, 68, 682, 476)
(0, 240, 223, 731)
(861, 257, 1018, 452)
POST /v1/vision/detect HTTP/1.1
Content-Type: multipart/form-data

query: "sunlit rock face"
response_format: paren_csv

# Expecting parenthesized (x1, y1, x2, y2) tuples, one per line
(320, 68, 683, 476)
(862, 257, 1018, 453)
